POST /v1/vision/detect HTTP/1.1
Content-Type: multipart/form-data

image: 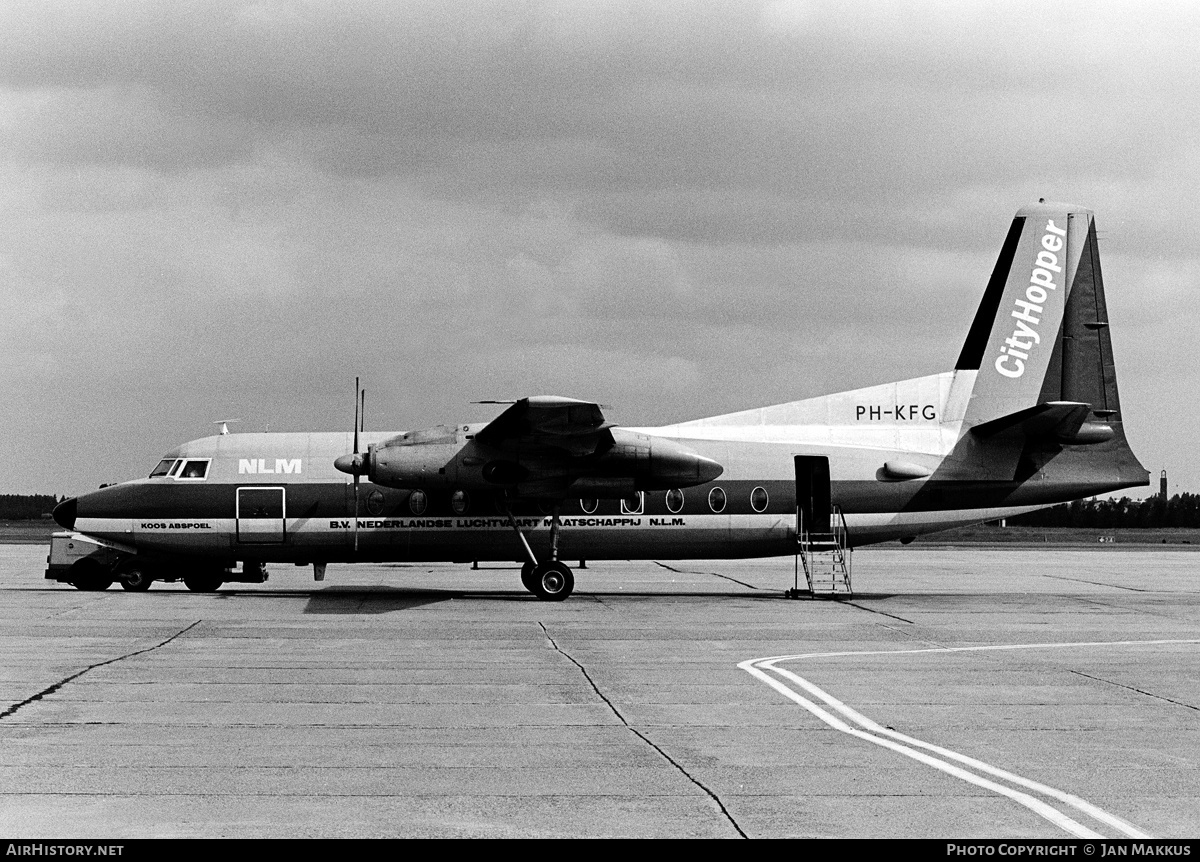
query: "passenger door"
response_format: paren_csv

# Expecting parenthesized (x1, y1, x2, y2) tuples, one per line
(794, 455, 831, 535)
(236, 486, 286, 544)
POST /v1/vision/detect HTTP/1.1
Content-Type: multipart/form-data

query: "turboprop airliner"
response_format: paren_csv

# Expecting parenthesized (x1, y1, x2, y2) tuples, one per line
(47, 201, 1148, 599)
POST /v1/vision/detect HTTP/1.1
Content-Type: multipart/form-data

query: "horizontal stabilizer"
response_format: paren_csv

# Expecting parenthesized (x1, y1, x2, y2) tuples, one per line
(970, 401, 1113, 445)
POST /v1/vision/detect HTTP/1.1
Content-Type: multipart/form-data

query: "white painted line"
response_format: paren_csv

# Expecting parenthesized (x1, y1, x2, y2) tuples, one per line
(761, 662, 1148, 839)
(738, 658, 1104, 838)
(751, 638, 1200, 663)
(739, 639, 1200, 838)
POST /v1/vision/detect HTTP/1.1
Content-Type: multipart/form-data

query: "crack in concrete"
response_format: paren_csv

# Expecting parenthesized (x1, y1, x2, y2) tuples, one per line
(1045, 574, 1150, 592)
(537, 621, 747, 838)
(843, 601, 915, 623)
(0, 620, 202, 721)
(652, 561, 762, 591)
(1070, 669, 1199, 712)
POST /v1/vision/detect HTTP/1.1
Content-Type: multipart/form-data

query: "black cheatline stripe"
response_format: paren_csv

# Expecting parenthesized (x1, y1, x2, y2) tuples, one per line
(956, 216, 1026, 370)
(86, 480, 802, 520)
(538, 622, 748, 838)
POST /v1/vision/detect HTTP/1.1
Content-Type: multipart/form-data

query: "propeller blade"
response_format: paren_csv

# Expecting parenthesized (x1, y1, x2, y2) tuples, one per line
(334, 380, 367, 478)
(354, 378, 360, 552)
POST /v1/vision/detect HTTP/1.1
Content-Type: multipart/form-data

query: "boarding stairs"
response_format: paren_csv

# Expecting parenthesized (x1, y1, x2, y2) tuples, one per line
(788, 505, 852, 598)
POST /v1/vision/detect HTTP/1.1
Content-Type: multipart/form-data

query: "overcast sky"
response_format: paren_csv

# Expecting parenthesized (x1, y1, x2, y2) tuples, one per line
(2, 0, 1196, 498)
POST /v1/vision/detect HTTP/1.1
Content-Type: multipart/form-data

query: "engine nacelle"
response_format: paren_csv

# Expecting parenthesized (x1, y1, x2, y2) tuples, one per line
(595, 429, 723, 489)
(367, 441, 462, 489)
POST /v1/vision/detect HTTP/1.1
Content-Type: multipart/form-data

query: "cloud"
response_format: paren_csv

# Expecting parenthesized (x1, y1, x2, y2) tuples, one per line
(1, 1, 1198, 492)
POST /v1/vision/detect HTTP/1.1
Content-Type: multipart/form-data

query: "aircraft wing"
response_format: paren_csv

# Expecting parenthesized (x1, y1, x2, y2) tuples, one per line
(474, 396, 613, 456)
(359, 396, 719, 495)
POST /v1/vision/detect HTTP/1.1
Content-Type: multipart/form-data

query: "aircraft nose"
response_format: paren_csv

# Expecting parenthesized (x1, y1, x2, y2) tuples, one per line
(52, 498, 77, 530)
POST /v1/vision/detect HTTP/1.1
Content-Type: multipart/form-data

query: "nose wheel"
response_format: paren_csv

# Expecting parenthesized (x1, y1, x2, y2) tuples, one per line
(183, 571, 224, 592)
(117, 560, 154, 592)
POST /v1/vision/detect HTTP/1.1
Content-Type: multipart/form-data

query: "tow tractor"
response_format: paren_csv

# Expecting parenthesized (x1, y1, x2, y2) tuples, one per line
(45, 531, 268, 592)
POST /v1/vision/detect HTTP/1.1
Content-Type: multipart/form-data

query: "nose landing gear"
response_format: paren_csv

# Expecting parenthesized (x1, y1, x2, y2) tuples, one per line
(116, 560, 154, 592)
(68, 559, 113, 591)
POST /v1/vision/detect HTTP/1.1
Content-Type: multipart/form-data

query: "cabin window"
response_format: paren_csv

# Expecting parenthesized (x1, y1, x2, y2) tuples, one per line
(750, 486, 769, 513)
(176, 459, 210, 480)
(620, 492, 644, 515)
(708, 487, 726, 513)
(451, 490, 470, 515)
(149, 459, 178, 478)
(579, 498, 598, 514)
(409, 489, 428, 515)
(665, 489, 684, 514)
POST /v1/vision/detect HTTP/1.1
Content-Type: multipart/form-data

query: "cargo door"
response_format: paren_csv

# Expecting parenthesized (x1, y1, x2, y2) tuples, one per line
(236, 486, 286, 544)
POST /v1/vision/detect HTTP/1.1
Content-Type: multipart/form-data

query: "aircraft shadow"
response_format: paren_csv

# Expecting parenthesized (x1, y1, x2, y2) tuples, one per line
(29, 584, 901, 608)
(302, 585, 473, 613)
(298, 588, 906, 610)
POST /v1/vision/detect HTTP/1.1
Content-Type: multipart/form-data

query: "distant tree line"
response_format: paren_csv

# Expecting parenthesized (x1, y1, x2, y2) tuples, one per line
(0, 494, 59, 520)
(1011, 494, 1200, 528)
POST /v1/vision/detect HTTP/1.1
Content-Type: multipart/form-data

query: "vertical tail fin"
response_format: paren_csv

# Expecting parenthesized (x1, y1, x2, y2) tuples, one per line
(957, 201, 1122, 432)
(945, 201, 1146, 493)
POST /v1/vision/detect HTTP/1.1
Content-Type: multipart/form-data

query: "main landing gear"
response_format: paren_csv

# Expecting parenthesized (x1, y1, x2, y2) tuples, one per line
(520, 560, 575, 601)
(505, 500, 575, 601)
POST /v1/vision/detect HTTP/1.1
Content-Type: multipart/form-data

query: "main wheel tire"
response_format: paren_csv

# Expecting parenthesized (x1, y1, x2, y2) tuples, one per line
(117, 561, 154, 592)
(520, 561, 537, 594)
(69, 559, 113, 591)
(530, 561, 574, 602)
(183, 573, 223, 593)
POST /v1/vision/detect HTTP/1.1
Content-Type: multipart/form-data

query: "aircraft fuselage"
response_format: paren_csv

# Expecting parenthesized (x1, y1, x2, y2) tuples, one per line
(58, 420, 1140, 567)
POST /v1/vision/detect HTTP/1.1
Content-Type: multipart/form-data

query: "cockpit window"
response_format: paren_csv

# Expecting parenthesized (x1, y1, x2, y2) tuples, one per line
(149, 459, 178, 478)
(176, 459, 210, 480)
